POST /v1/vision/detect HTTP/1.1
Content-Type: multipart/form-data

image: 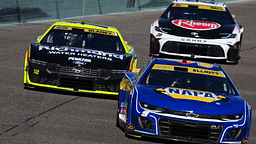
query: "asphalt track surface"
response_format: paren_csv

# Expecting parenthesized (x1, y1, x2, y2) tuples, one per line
(0, 1, 255, 144)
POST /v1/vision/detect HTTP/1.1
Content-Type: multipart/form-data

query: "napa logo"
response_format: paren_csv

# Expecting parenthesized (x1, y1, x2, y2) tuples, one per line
(155, 87, 228, 103)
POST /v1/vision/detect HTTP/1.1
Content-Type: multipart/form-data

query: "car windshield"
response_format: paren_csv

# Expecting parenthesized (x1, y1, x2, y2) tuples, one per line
(140, 65, 237, 95)
(40, 28, 126, 54)
(161, 6, 235, 25)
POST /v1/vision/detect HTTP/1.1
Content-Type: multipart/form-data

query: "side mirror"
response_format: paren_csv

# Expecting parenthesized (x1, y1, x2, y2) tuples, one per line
(124, 41, 128, 45)
(232, 14, 235, 18)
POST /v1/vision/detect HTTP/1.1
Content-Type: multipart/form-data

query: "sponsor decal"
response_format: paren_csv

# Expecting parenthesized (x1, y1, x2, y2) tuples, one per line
(156, 33, 162, 37)
(242, 139, 248, 144)
(68, 57, 91, 62)
(55, 26, 69, 30)
(39, 46, 123, 61)
(155, 87, 229, 103)
(192, 68, 220, 76)
(128, 124, 135, 130)
(172, 19, 221, 30)
(73, 61, 87, 65)
(120, 78, 132, 91)
(53, 26, 116, 36)
(33, 69, 39, 75)
(198, 63, 213, 68)
(152, 64, 225, 77)
(172, 4, 226, 11)
(181, 38, 207, 43)
(85, 29, 117, 36)
(120, 107, 127, 114)
(25, 66, 29, 71)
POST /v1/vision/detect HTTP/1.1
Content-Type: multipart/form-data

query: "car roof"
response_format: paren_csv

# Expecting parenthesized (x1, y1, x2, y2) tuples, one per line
(151, 58, 222, 71)
(173, 0, 227, 8)
(51, 21, 119, 33)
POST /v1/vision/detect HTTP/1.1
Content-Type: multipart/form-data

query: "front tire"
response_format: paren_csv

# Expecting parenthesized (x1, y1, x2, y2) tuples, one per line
(116, 94, 121, 128)
(150, 34, 160, 56)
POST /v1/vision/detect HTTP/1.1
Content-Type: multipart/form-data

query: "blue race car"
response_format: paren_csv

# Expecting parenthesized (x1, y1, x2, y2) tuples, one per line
(117, 58, 251, 144)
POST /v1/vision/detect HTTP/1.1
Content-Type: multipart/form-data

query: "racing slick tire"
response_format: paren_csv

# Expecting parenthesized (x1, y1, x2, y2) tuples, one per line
(116, 94, 121, 128)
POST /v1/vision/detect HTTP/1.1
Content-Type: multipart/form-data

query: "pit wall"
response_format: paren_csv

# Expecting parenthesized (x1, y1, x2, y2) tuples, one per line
(0, 0, 237, 25)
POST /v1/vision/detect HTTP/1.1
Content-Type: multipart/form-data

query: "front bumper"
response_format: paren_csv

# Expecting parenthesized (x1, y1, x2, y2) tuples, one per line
(126, 111, 248, 144)
(24, 60, 127, 95)
(150, 34, 241, 64)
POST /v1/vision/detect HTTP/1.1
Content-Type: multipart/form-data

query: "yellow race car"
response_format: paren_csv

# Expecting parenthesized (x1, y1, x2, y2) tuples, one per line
(24, 21, 137, 96)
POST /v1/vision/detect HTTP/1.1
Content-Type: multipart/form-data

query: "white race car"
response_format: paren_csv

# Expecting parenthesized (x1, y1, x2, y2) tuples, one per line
(150, 0, 243, 64)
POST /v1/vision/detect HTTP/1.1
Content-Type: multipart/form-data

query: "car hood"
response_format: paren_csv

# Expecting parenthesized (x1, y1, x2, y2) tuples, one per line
(136, 85, 245, 115)
(158, 18, 236, 39)
(29, 43, 133, 69)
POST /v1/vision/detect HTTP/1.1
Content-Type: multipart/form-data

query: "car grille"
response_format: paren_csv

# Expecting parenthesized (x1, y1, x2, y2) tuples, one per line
(162, 41, 224, 57)
(29, 67, 119, 92)
(159, 118, 222, 142)
(60, 76, 94, 90)
(57, 65, 109, 78)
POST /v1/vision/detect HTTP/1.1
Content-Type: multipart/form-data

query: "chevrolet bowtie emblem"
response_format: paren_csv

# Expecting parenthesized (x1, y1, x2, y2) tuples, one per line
(186, 112, 199, 118)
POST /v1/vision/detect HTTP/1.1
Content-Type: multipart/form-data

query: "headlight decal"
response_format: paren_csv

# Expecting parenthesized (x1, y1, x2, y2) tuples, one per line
(138, 113, 158, 135)
(140, 101, 243, 121)
(149, 115, 158, 135)
(220, 101, 247, 143)
(138, 116, 154, 131)
(29, 59, 47, 65)
(220, 33, 237, 39)
(135, 87, 140, 114)
(135, 87, 158, 135)
(225, 128, 242, 140)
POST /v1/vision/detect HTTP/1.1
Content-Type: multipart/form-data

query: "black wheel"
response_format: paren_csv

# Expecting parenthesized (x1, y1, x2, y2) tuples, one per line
(124, 122, 128, 137)
(237, 42, 241, 60)
(124, 98, 130, 137)
(124, 117, 129, 136)
(150, 34, 160, 55)
(116, 94, 120, 128)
